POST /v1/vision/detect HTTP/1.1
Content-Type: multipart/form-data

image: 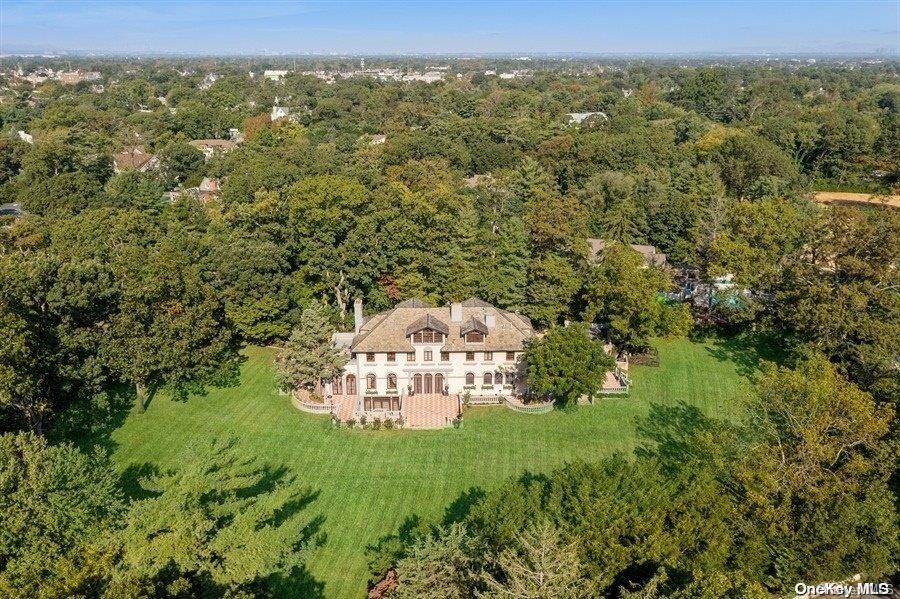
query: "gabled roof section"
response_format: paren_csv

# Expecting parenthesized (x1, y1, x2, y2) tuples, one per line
(459, 317, 489, 336)
(405, 314, 450, 337)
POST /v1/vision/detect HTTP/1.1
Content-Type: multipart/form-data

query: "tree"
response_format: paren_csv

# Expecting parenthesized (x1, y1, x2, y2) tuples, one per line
(393, 524, 484, 599)
(524, 323, 613, 405)
(582, 243, 687, 350)
(104, 171, 165, 212)
(479, 217, 530, 310)
(525, 254, 581, 327)
(274, 301, 347, 397)
(677, 68, 730, 121)
(482, 521, 586, 599)
(157, 141, 204, 190)
(0, 433, 124, 597)
(111, 437, 319, 596)
(104, 243, 238, 413)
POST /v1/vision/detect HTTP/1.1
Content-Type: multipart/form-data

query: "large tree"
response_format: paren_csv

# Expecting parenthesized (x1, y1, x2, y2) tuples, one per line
(274, 301, 347, 397)
(104, 242, 238, 413)
(110, 437, 319, 597)
(524, 323, 613, 405)
(0, 433, 124, 597)
(582, 243, 689, 350)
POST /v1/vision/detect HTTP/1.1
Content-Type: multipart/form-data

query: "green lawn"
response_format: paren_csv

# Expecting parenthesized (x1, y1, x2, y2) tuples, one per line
(102, 335, 772, 598)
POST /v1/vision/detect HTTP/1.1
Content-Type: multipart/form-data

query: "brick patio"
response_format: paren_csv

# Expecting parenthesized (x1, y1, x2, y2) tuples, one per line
(403, 393, 459, 429)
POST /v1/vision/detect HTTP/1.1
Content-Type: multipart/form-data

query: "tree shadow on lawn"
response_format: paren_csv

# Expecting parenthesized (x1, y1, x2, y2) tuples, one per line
(692, 328, 790, 381)
(49, 381, 134, 455)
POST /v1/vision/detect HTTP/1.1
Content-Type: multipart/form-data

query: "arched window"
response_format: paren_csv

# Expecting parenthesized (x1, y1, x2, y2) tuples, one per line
(424, 373, 433, 393)
(346, 374, 356, 395)
(465, 372, 475, 386)
(387, 373, 397, 391)
(495, 372, 504, 385)
(413, 373, 423, 394)
(483, 372, 493, 385)
(333, 377, 343, 394)
(366, 374, 376, 391)
(435, 373, 445, 393)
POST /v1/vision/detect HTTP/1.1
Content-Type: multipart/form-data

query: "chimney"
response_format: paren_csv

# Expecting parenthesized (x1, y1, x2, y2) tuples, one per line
(483, 308, 495, 328)
(450, 302, 462, 322)
(354, 298, 364, 334)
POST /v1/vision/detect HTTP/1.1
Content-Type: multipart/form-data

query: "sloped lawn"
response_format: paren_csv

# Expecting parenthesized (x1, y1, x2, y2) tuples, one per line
(104, 335, 773, 598)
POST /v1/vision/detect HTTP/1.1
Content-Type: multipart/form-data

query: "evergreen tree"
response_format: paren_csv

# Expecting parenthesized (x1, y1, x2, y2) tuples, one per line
(482, 521, 586, 599)
(509, 156, 554, 214)
(274, 301, 347, 397)
(479, 217, 530, 309)
(111, 437, 318, 596)
(394, 524, 483, 599)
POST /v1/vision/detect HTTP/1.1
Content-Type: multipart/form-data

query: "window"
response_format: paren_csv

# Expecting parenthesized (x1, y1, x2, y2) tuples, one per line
(407, 351, 416, 361)
(333, 377, 343, 394)
(366, 374, 376, 391)
(387, 352, 396, 362)
(440, 351, 449, 361)
(412, 329, 444, 343)
(495, 372, 504, 385)
(465, 331, 485, 343)
(424, 350, 433, 362)
(483, 372, 493, 385)
(387, 373, 397, 391)
(366, 352, 375, 362)
(484, 351, 493, 361)
(465, 372, 475, 386)
(465, 351, 475, 362)
(506, 351, 515, 361)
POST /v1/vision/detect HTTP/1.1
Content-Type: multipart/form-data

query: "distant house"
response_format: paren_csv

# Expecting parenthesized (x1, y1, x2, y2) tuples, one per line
(199, 73, 218, 90)
(112, 146, 158, 173)
(270, 106, 291, 121)
(197, 177, 221, 202)
(228, 128, 245, 143)
(463, 173, 494, 188)
(0, 202, 24, 218)
(369, 134, 387, 145)
(57, 70, 101, 85)
(264, 69, 289, 81)
(17, 131, 33, 144)
(587, 238, 667, 268)
(565, 112, 608, 125)
(189, 139, 237, 160)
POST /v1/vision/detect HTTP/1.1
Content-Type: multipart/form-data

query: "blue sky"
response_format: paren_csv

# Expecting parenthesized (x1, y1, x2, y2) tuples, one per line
(1, 1, 898, 55)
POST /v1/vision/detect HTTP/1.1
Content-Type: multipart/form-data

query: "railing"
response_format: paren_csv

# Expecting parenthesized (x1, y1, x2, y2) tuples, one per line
(598, 366, 630, 395)
(292, 391, 335, 413)
(505, 399, 554, 414)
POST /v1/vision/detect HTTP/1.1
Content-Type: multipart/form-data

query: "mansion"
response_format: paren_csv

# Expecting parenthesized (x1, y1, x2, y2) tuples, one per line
(327, 298, 534, 423)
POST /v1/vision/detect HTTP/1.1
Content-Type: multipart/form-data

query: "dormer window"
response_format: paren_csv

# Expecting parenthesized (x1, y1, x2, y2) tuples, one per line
(465, 331, 484, 343)
(460, 316, 489, 344)
(406, 314, 450, 344)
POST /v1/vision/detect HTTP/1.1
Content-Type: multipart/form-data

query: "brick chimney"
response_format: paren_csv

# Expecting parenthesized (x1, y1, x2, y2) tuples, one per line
(483, 308, 495, 328)
(354, 297, 364, 334)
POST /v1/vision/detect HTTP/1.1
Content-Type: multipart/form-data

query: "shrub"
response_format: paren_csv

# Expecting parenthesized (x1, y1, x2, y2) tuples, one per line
(373, 417, 382, 430)
(397, 415, 405, 428)
(359, 415, 367, 428)
(384, 418, 394, 430)
(346, 418, 357, 428)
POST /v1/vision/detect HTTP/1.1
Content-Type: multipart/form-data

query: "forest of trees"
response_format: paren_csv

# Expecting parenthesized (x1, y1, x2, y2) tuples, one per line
(0, 56, 897, 597)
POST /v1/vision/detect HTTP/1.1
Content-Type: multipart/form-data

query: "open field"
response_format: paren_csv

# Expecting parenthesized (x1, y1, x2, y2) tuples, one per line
(98, 335, 775, 598)
(814, 191, 900, 209)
